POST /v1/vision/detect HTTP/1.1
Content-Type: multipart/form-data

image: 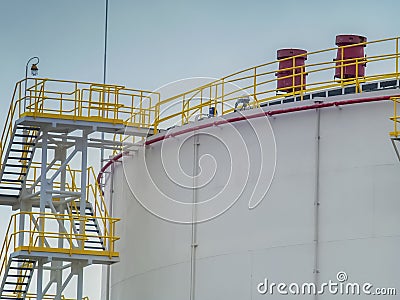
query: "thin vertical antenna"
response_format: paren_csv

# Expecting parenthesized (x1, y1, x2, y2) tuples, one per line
(101, 0, 109, 170)
(103, 1, 110, 299)
(103, 0, 109, 85)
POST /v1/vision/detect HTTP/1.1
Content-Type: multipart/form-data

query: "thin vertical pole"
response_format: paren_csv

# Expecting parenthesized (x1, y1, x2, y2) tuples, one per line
(396, 38, 399, 79)
(101, 0, 109, 171)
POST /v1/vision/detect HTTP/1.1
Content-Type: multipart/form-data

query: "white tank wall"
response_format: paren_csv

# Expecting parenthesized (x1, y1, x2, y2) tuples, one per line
(108, 90, 400, 299)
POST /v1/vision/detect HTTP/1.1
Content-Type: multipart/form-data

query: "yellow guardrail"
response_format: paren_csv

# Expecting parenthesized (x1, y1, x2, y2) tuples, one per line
(390, 97, 400, 137)
(153, 36, 400, 131)
(1, 37, 398, 159)
(0, 78, 160, 170)
(22, 79, 159, 126)
(25, 162, 114, 247)
(0, 211, 120, 284)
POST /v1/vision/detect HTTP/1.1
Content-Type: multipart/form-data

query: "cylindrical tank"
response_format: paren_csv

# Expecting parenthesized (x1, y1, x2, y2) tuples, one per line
(276, 48, 307, 92)
(107, 90, 400, 299)
(335, 34, 367, 79)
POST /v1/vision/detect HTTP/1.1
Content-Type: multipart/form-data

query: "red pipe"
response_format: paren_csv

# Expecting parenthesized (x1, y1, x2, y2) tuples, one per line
(97, 151, 127, 187)
(145, 95, 397, 146)
(97, 94, 398, 187)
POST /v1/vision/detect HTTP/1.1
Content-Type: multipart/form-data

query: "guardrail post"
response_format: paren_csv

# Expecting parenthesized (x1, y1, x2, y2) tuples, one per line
(396, 38, 399, 79)
(394, 98, 398, 136)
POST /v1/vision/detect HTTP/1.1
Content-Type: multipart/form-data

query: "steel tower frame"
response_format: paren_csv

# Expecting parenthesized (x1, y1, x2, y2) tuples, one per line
(0, 78, 157, 300)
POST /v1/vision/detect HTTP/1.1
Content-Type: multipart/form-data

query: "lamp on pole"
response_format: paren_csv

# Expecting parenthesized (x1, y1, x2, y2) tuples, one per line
(25, 56, 40, 109)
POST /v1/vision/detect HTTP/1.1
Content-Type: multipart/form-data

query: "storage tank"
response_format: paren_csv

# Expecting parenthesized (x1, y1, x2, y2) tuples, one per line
(105, 87, 400, 299)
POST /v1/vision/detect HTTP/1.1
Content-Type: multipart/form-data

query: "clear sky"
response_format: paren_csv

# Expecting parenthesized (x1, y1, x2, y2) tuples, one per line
(0, 0, 399, 299)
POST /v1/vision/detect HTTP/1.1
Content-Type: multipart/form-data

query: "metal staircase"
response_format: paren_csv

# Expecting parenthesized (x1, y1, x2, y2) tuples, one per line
(69, 202, 105, 251)
(0, 258, 36, 300)
(0, 125, 40, 198)
(0, 78, 159, 300)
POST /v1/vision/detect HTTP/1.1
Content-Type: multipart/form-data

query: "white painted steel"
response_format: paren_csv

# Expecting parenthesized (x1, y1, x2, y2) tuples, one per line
(108, 89, 400, 299)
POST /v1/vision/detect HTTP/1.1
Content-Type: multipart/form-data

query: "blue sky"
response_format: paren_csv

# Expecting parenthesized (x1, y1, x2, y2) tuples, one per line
(0, 0, 399, 298)
(1, 0, 399, 95)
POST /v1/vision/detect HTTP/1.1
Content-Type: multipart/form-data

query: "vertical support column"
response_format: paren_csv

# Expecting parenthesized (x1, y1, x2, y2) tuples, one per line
(37, 260, 44, 300)
(18, 128, 29, 248)
(79, 132, 88, 249)
(18, 201, 28, 248)
(80, 132, 88, 214)
(56, 143, 67, 300)
(40, 130, 48, 213)
(39, 130, 48, 247)
(77, 265, 84, 300)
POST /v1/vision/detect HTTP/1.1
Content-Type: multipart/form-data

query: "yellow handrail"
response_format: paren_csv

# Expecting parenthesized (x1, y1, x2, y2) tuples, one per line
(25, 163, 113, 238)
(153, 36, 400, 131)
(0, 78, 161, 170)
(390, 97, 400, 137)
(0, 212, 119, 264)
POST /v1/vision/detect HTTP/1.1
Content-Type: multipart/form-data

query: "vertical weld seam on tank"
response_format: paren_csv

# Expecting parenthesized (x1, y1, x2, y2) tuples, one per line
(313, 104, 321, 299)
(190, 133, 200, 300)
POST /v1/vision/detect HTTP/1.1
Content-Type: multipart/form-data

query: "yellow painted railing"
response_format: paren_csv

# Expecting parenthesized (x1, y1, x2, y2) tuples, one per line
(390, 97, 400, 137)
(153, 36, 400, 131)
(0, 211, 119, 280)
(22, 78, 159, 126)
(25, 163, 114, 245)
(0, 78, 160, 170)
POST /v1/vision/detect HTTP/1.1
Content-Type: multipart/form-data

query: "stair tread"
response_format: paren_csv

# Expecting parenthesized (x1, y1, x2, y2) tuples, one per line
(85, 229, 101, 233)
(7, 157, 31, 160)
(11, 259, 36, 263)
(12, 142, 36, 146)
(14, 133, 37, 138)
(85, 246, 106, 250)
(10, 149, 33, 153)
(2, 172, 27, 175)
(0, 186, 22, 190)
(4, 282, 28, 285)
(1, 179, 23, 183)
(16, 125, 40, 130)
(9, 267, 33, 270)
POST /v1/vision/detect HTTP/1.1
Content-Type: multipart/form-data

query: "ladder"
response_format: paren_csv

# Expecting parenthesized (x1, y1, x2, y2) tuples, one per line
(0, 125, 40, 198)
(0, 258, 36, 300)
(69, 202, 105, 251)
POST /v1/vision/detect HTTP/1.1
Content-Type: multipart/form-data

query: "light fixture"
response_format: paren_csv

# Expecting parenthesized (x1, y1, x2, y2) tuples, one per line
(31, 63, 39, 76)
(25, 56, 40, 79)
(24, 56, 40, 109)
